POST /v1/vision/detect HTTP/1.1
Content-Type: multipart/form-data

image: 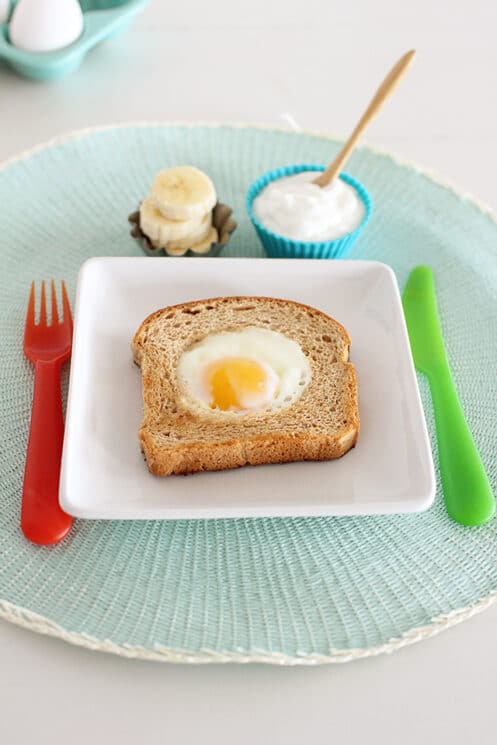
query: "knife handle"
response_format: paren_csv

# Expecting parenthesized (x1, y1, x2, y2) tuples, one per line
(429, 368, 495, 526)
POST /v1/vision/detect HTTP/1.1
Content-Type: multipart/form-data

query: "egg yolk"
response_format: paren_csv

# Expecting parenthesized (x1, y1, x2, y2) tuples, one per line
(205, 357, 272, 411)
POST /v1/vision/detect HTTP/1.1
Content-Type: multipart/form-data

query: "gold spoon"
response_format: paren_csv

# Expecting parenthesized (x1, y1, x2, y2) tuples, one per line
(313, 49, 416, 188)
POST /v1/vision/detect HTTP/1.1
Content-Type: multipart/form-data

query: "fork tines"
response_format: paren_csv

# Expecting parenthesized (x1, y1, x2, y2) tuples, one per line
(26, 280, 72, 327)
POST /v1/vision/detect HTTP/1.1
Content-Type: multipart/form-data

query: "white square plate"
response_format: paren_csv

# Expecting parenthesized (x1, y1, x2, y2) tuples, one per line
(60, 257, 435, 519)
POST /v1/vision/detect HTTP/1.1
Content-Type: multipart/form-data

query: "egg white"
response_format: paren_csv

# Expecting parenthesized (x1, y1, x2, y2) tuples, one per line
(177, 326, 311, 414)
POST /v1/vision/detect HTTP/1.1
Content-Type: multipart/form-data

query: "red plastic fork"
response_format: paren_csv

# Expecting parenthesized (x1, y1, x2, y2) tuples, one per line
(22, 280, 73, 545)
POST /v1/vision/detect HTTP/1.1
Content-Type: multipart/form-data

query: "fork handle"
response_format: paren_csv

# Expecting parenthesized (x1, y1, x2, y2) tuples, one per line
(21, 360, 73, 545)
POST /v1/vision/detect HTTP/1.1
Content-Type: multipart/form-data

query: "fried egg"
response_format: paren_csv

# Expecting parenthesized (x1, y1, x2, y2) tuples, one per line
(178, 327, 311, 413)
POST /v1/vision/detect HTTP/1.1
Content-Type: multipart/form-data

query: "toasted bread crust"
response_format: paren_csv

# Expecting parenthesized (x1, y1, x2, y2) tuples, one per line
(140, 414, 359, 476)
(133, 295, 351, 358)
(132, 296, 359, 476)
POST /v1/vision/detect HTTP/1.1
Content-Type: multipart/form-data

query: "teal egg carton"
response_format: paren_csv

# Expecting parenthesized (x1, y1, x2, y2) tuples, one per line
(0, 0, 149, 81)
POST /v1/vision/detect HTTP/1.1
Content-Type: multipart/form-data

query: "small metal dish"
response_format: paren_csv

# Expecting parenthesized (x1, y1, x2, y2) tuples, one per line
(128, 203, 237, 257)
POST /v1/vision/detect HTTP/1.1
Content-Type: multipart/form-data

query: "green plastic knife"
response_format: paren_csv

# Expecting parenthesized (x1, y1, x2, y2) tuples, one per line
(402, 266, 495, 526)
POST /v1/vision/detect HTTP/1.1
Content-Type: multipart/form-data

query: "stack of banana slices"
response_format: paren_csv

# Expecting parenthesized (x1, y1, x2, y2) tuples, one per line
(140, 166, 219, 256)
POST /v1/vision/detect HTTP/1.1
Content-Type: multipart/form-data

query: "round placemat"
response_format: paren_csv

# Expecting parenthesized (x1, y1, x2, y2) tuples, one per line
(0, 123, 496, 664)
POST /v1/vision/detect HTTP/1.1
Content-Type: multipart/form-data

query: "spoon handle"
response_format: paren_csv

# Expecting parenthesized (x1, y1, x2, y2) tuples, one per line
(314, 50, 416, 187)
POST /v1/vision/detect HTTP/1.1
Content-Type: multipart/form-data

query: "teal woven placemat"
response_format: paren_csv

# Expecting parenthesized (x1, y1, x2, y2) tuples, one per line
(0, 124, 496, 664)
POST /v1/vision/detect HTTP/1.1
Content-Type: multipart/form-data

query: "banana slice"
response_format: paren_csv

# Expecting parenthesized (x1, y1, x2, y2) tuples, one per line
(150, 166, 216, 221)
(189, 226, 218, 255)
(164, 227, 218, 256)
(150, 238, 163, 250)
(166, 213, 212, 252)
(164, 244, 189, 257)
(140, 198, 204, 244)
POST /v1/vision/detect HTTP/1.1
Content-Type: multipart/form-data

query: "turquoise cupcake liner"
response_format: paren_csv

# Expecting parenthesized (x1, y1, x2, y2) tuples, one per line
(246, 164, 372, 259)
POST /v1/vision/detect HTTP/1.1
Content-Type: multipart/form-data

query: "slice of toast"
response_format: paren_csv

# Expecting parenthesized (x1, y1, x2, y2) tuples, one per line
(132, 297, 359, 476)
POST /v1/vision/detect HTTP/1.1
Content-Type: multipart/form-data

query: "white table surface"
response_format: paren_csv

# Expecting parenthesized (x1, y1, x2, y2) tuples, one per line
(1, 2, 496, 743)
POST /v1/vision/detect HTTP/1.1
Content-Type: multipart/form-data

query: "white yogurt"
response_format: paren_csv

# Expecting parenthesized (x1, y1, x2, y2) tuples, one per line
(253, 171, 365, 242)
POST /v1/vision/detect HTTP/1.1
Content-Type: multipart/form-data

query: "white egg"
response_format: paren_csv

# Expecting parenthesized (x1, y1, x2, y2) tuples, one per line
(0, 0, 11, 25)
(178, 327, 311, 414)
(9, 0, 83, 53)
